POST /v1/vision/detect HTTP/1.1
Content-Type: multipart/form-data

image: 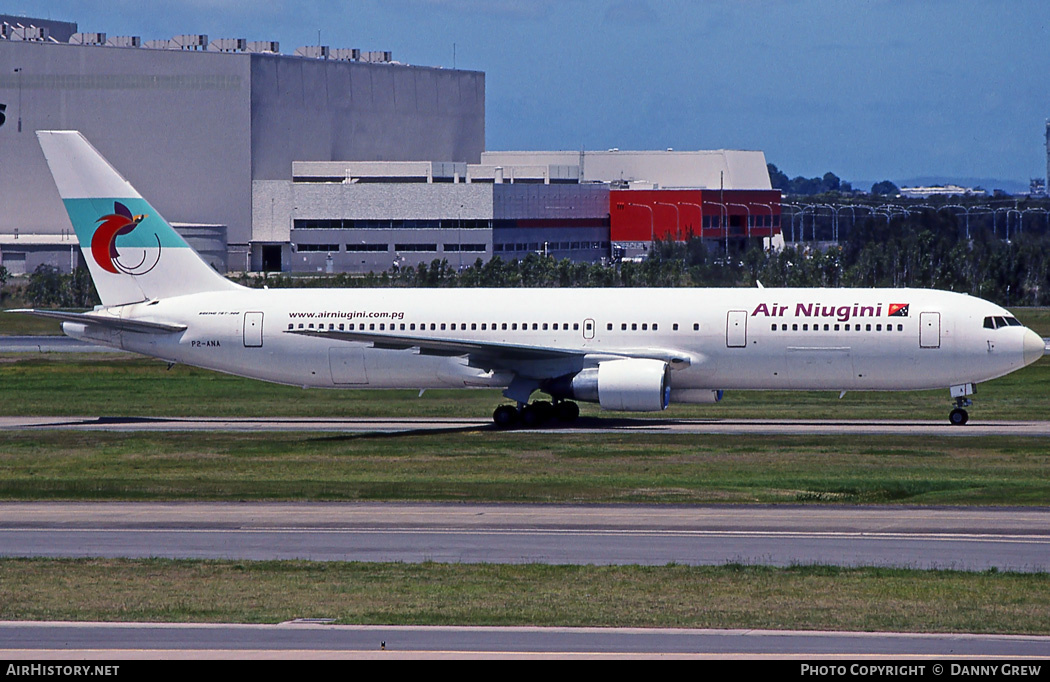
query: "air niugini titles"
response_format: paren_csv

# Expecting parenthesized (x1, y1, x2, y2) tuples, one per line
(751, 301, 910, 323)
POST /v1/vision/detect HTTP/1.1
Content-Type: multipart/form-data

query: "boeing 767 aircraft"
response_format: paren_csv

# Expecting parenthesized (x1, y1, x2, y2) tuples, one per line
(12, 131, 1047, 427)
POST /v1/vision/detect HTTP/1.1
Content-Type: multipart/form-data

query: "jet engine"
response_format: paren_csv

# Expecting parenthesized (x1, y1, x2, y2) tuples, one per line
(559, 358, 671, 412)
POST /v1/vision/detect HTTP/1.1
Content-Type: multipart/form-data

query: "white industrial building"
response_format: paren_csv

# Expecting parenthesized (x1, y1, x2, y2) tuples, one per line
(0, 14, 484, 275)
(481, 150, 773, 190)
(0, 14, 777, 277)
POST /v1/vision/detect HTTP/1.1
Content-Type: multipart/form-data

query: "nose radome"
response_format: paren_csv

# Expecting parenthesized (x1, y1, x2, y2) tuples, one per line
(1023, 329, 1046, 367)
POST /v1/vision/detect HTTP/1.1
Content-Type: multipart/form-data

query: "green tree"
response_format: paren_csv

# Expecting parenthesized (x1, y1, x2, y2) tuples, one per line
(871, 180, 900, 196)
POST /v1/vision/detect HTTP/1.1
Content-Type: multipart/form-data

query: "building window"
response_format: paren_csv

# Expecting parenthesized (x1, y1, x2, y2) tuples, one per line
(444, 244, 487, 252)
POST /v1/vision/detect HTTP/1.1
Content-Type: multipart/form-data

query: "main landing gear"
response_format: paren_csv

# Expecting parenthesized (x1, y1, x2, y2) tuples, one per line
(493, 400, 580, 429)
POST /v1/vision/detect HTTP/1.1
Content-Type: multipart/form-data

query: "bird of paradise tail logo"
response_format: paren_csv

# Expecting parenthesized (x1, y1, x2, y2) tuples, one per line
(91, 201, 161, 275)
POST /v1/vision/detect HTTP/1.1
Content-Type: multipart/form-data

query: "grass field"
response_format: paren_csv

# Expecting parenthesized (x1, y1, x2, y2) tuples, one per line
(1, 559, 1046, 634)
(1, 430, 1048, 505)
(2, 352, 1049, 422)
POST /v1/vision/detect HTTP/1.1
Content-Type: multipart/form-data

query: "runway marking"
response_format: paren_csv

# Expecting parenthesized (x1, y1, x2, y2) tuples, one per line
(3, 527, 1049, 543)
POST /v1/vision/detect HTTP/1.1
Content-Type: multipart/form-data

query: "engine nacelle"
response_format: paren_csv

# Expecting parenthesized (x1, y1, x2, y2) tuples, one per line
(565, 359, 670, 412)
(670, 389, 724, 404)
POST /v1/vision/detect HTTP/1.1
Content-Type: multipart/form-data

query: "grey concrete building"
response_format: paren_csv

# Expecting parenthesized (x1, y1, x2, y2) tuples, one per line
(256, 161, 611, 273)
(0, 16, 484, 274)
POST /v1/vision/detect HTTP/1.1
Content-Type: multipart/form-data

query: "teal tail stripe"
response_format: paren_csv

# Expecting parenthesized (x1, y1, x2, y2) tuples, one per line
(63, 198, 190, 250)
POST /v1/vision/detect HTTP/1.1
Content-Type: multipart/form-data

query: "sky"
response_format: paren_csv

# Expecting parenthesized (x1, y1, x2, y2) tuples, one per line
(9, 0, 1050, 189)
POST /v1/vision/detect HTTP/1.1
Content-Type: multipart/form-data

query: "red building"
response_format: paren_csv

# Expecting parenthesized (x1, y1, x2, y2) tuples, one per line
(481, 150, 783, 258)
(610, 189, 782, 243)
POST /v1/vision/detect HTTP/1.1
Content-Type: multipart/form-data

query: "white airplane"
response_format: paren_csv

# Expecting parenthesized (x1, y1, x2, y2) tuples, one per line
(13, 131, 1047, 427)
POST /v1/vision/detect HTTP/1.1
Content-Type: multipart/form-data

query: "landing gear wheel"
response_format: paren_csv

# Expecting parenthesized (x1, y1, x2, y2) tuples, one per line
(519, 404, 542, 429)
(493, 404, 519, 429)
(949, 408, 969, 426)
(555, 401, 580, 422)
(532, 401, 554, 422)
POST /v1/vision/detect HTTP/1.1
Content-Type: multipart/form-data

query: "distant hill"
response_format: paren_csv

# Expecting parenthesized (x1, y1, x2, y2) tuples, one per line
(853, 177, 1031, 196)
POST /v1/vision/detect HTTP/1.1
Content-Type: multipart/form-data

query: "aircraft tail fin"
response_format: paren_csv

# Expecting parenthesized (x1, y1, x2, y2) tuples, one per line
(36, 131, 240, 307)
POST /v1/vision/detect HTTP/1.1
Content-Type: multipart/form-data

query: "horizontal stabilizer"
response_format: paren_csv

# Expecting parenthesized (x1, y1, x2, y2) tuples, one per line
(7, 309, 187, 334)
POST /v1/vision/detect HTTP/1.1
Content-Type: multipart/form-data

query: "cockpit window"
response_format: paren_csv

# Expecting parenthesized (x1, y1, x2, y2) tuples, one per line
(985, 315, 1023, 329)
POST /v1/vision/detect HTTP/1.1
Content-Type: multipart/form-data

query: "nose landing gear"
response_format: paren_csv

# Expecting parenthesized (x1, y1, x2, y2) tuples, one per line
(949, 405, 969, 426)
(948, 383, 976, 426)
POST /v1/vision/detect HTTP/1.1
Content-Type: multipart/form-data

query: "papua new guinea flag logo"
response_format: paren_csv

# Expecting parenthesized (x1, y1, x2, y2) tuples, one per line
(91, 201, 160, 275)
(888, 303, 910, 317)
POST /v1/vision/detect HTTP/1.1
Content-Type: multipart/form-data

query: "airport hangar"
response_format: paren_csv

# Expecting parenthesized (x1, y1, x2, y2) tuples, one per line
(0, 15, 781, 276)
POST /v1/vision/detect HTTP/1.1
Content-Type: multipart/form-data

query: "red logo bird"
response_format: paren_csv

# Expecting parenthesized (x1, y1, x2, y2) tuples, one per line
(91, 202, 148, 274)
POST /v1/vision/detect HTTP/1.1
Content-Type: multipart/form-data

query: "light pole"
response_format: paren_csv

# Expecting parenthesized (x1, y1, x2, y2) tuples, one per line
(993, 207, 1011, 241)
(704, 201, 729, 258)
(654, 202, 680, 242)
(1023, 208, 1049, 235)
(813, 204, 836, 243)
(728, 202, 751, 240)
(1008, 208, 1022, 238)
(940, 204, 972, 241)
(752, 203, 776, 242)
(832, 206, 852, 244)
(680, 202, 702, 240)
(627, 202, 655, 254)
(13, 67, 22, 133)
(780, 204, 803, 243)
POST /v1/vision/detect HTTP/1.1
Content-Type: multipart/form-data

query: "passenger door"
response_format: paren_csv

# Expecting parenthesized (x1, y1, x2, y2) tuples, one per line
(919, 312, 940, 349)
(726, 310, 747, 348)
(243, 311, 264, 348)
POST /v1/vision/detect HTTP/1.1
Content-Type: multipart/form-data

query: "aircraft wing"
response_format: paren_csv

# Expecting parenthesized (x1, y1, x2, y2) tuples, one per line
(7, 309, 187, 334)
(286, 328, 694, 371)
